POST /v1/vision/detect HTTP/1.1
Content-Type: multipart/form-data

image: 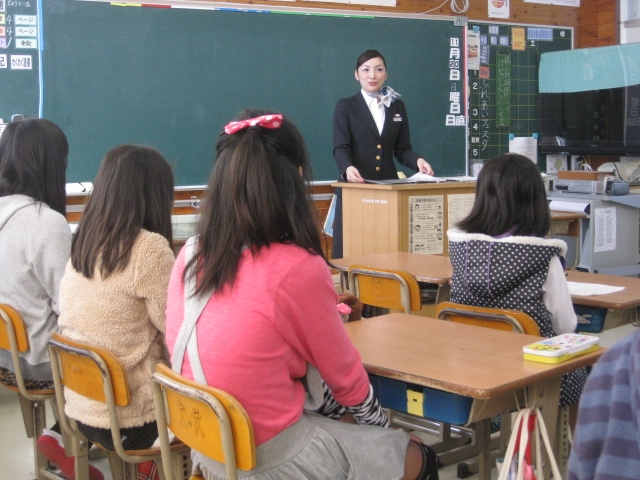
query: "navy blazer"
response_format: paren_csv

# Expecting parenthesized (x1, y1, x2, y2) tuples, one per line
(332, 92, 421, 181)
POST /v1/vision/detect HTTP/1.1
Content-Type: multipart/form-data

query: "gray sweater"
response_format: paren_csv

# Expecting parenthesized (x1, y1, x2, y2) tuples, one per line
(0, 194, 71, 380)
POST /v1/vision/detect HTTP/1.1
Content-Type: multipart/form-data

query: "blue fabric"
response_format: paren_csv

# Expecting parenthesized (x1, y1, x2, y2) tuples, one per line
(568, 330, 640, 480)
(539, 43, 640, 93)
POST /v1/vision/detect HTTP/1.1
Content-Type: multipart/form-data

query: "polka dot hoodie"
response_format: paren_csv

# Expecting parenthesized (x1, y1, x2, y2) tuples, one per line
(447, 229, 587, 406)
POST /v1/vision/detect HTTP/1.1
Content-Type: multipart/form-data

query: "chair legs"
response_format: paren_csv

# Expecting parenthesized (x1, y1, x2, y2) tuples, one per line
(105, 451, 129, 480)
(105, 450, 173, 480)
(15, 393, 72, 480)
(18, 394, 49, 479)
(172, 451, 193, 480)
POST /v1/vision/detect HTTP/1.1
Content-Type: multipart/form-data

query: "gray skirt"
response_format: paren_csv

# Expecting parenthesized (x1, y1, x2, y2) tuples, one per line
(193, 411, 410, 480)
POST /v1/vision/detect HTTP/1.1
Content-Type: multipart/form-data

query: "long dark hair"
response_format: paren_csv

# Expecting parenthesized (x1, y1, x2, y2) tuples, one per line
(187, 109, 325, 295)
(457, 153, 550, 237)
(71, 144, 174, 278)
(356, 49, 386, 70)
(0, 118, 68, 217)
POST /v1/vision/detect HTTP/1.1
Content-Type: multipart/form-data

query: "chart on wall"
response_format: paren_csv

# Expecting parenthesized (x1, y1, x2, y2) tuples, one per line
(467, 23, 572, 174)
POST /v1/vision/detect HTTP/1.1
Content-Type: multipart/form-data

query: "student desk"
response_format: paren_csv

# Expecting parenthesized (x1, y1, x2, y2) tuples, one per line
(333, 251, 451, 293)
(334, 252, 640, 328)
(550, 210, 586, 237)
(344, 313, 604, 480)
(567, 270, 640, 329)
(550, 210, 587, 267)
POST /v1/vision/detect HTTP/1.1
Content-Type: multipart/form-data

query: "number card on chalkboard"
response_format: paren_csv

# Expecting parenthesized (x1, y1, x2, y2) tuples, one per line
(467, 23, 572, 171)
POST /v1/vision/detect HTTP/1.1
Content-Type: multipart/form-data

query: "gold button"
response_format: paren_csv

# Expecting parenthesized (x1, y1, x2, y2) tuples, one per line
(376, 156, 381, 160)
(376, 166, 381, 171)
(377, 144, 382, 149)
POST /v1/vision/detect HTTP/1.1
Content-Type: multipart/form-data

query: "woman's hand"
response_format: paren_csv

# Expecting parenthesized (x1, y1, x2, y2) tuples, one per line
(417, 158, 434, 176)
(345, 166, 365, 183)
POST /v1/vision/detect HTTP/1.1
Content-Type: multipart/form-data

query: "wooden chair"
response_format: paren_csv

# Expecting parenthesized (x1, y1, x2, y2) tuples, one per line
(47, 333, 190, 480)
(435, 301, 541, 335)
(0, 304, 71, 480)
(152, 364, 256, 480)
(348, 265, 422, 314)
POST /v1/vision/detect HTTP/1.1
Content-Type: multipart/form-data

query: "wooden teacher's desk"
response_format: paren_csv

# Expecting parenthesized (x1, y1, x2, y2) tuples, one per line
(332, 179, 582, 259)
(344, 314, 604, 479)
(333, 181, 476, 257)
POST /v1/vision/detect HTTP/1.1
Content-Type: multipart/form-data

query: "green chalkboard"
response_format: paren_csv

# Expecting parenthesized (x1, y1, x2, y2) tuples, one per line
(40, 0, 466, 185)
(0, 0, 40, 123)
(467, 24, 572, 171)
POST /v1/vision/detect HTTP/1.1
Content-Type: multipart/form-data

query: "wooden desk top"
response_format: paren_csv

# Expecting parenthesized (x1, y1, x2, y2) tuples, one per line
(334, 252, 638, 311)
(550, 210, 587, 221)
(332, 252, 452, 285)
(344, 314, 603, 400)
(332, 181, 476, 191)
(567, 270, 640, 310)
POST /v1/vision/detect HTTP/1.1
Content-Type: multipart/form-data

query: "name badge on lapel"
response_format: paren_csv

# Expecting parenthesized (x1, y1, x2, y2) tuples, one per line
(393, 114, 402, 122)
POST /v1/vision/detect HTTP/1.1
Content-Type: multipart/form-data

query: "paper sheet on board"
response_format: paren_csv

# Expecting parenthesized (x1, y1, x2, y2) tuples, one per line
(509, 136, 538, 164)
(549, 200, 589, 214)
(65, 182, 93, 194)
(593, 207, 616, 253)
(567, 282, 624, 296)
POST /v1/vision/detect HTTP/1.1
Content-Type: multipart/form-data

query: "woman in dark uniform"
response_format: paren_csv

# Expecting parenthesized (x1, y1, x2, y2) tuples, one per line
(332, 49, 433, 258)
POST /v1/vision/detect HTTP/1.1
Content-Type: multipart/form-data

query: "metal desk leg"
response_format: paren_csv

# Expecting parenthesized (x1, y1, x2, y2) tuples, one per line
(434, 283, 451, 306)
(339, 271, 348, 294)
(475, 418, 492, 480)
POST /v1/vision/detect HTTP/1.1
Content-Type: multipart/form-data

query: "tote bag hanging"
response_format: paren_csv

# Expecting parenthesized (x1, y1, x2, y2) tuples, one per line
(497, 407, 563, 480)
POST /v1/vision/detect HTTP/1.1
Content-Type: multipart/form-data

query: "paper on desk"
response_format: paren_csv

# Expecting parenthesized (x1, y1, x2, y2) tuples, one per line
(567, 281, 624, 296)
(549, 200, 589, 214)
(408, 173, 446, 182)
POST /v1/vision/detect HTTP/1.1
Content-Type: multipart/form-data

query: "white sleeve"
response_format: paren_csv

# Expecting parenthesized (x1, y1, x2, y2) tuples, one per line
(542, 256, 577, 334)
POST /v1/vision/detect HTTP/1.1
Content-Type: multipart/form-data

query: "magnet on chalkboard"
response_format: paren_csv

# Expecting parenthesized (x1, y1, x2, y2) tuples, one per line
(11, 114, 25, 122)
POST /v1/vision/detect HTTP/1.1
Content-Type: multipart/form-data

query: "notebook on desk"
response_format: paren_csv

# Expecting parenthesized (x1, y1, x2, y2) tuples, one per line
(364, 173, 471, 184)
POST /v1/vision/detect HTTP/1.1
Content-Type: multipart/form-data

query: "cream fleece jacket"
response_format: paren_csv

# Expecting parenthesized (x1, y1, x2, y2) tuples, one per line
(58, 229, 174, 429)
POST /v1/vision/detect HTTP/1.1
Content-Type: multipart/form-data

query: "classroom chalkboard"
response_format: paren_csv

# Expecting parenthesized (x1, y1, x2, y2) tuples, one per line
(37, 0, 466, 185)
(467, 23, 572, 173)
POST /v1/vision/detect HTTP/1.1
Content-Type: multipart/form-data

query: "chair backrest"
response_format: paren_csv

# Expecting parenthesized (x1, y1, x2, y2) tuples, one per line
(152, 364, 256, 480)
(348, 265, 422, 314)
(0, 303, 55, 398)
(0, 303, 29, 352)
(48, 332, 138, 463)
(48, 332, 130, 406)
(435, 301, 541, 336)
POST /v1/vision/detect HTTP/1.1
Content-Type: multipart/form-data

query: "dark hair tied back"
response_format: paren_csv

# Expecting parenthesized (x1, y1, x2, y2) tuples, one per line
(189, 109, 327, 295)
(356, 49, 386, 70)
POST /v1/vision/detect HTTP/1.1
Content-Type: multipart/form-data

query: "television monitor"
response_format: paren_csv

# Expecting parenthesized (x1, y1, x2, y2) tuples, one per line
(538, 84, 640, 156)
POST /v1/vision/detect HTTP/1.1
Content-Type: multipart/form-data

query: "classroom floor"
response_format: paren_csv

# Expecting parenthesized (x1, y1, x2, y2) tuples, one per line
(0, 386, 498, 480)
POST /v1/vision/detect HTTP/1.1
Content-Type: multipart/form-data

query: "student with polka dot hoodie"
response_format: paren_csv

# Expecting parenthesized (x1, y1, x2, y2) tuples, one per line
(447, 154, 587, 418)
